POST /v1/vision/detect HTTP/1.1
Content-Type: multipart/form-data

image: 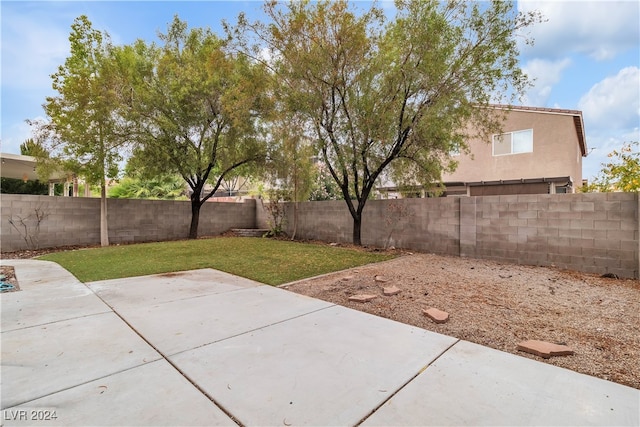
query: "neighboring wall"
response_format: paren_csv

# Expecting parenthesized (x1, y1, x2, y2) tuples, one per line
(283, 198, 460, 256)
(0, 194, 256, 252)
(282, 193, 638, 279)
(2, 193, 638, 279)
(458, 193, 638, 279)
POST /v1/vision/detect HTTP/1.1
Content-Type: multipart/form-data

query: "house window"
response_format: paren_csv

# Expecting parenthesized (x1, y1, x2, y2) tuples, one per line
(493, 129, 533, 156)
(449, 140, 463, 156)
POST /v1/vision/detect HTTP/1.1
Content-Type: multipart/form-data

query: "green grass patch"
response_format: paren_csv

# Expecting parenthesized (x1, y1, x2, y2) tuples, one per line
(38, 237, 395, 285)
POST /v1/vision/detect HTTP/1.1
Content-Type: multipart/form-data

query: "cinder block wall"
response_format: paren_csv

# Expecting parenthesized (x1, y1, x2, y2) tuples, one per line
(282, 198, 460, 256)
(460, 193, 638, 279)
(3, 193, 638, 278)
(281, 193, 638, 279)
(0, 194, 256, 252)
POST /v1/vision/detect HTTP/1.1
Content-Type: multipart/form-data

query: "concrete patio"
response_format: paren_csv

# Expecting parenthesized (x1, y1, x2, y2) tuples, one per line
(1, 259, 638, 426)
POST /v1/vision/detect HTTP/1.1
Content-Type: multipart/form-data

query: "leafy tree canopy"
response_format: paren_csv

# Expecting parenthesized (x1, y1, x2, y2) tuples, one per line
(234, 0, 542, 244)
(29, 15, 131, 246)
(118, 16, 271, 238)
(582, 142, 639, 192)
(108, 174, 187, 200)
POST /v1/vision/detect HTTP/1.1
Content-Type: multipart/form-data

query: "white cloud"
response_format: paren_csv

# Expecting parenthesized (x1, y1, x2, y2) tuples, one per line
(0, 119, 36, 154)
(583, 128, 640, 180)
(1, 12, 70, 90)
(519, 1, 640, 61)
(520, 57, 572, 106)
(578, 66, 640, 130)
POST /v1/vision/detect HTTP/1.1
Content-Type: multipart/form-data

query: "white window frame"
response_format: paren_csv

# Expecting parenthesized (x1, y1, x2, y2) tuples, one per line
(492, 129, 533, 156)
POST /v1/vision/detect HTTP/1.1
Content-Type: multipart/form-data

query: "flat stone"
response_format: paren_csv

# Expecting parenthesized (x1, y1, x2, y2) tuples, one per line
(517, 340, 574, 359)
(349, 294, 377, 303)
(423, 307, 449, 324)
(341, 275, 355, 281)
(383, 286, 401, 296)
(374, 275, 388, 283)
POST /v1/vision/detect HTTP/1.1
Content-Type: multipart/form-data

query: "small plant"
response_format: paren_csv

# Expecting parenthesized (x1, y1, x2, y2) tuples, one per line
(264, 188, 290, 237)
(8, 205, 49, 250)
(384, 201, 414, 249)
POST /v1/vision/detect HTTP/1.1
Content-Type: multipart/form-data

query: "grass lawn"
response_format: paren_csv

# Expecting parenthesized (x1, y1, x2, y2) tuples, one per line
(38, 237, 395, 285)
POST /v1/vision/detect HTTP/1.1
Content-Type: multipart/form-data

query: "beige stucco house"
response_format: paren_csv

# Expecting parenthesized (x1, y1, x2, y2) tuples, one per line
(379, 105, 587, 197)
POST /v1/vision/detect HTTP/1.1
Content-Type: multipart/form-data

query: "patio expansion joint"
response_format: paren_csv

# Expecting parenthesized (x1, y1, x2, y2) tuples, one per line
(84, 285, 244, 426)
(130, 284, 264, 309)
(0, 360, 163, 411)
(354, 338, 462, 426)
(88, 284, 337, 427)
(0, 309, 112, 334)
(166, 303, 339, 358)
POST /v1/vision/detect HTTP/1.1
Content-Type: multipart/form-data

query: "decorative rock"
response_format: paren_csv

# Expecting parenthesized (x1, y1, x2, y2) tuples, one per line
(383, 286, 401, 296)
(341, 276, 354, 281)
(348, 294, 377, 303)
(517, 340, 574, 359)
(374, 275, 388, 283)
(423, 308, 449, 324)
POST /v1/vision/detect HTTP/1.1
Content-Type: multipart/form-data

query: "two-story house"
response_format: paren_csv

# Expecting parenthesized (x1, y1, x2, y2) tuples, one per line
(378, 105, 587, 197)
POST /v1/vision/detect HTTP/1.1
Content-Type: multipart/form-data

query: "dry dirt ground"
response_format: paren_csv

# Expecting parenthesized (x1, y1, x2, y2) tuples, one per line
(3, 245, 639, 390)
(282, 252, 640, 390)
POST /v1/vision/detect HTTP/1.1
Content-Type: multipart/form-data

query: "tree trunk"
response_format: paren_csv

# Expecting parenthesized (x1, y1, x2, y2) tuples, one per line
(100, 184, 109, 247)
(189, 196, 202, 239)
(291, 201, 298, 240)
(352, 214, 362, 246)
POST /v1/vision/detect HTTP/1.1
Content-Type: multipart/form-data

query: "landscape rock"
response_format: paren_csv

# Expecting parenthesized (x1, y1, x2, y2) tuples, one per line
(517, 340, 574, 359)
(383, 286, 401, 296)
(348, 294, 377, 303)
(423, 307, 449, 323)
(341, 276, 354, 281)
(374, 275, 388, 283)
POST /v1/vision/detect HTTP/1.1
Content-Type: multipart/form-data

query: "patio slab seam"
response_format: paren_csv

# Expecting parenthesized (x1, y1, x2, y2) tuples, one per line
(98, 284, 266, 309)
(166, 303, 339, 358)
(2, 359, 163, 410)
(0, 309, 113, 334)
(355, 338, 462, 426)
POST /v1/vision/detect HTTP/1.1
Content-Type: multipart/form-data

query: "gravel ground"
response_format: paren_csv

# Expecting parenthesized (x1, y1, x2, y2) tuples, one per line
(282, 252, 640, 390)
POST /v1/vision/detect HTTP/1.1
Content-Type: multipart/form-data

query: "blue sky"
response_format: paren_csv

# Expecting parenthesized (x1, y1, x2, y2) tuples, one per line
(1, 1, 639, 181)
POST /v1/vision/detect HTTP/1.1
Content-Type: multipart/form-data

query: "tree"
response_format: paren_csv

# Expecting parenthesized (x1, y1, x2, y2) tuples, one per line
(119, 17, 269, 239)
(265, 114, 315, 239)
(20, 138, 47, 157)
(108, 175, 187, 200)
(236, 0, 540, 245)
(30, 15, 129, 246)
(309, 163, 342, 201)
(582, 142, 639, 192)
(0, 178, 48, 195)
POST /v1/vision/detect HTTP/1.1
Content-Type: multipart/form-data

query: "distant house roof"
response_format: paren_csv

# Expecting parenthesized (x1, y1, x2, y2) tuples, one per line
(0, 152, 67, 182)
(490, 104, 587, 157)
